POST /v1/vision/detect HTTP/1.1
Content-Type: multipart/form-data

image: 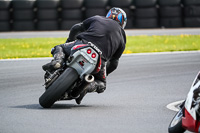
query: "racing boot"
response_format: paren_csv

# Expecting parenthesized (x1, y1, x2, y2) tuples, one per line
(75, 80, 106, 104)
(42, 60, 62, 72)
(42, 57, 64, 72)
(43, 45, 66, 72)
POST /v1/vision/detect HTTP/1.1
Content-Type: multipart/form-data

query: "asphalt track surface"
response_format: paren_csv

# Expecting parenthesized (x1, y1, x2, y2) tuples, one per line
(0, 29, 200, 133)
(0, 52, 200, 133)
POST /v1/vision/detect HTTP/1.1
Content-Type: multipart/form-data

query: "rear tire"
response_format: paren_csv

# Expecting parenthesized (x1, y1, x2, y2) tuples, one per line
(39, 67, 78, 108)
(168, 107, 186, 133)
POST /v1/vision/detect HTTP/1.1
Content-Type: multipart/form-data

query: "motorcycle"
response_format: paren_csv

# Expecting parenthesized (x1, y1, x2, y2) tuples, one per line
(39, 42, 102, 108)
(168, 71, 200, 133)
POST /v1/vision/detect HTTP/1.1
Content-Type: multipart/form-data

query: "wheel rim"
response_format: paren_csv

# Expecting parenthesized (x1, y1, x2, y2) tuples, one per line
(170, 109, 183, 127)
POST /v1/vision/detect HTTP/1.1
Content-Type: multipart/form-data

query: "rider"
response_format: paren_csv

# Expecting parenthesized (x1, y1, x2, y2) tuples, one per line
(42, 7, 127, 104)
(193, 74, 200, 114)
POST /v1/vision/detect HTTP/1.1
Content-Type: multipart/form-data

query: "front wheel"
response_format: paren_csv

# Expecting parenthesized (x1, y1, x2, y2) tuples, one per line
(168, 107, 186, 133)
(39, 67, 78, 108)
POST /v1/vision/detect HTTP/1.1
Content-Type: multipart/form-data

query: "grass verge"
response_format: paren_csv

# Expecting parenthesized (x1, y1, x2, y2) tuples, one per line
(0, 35, 199, 59)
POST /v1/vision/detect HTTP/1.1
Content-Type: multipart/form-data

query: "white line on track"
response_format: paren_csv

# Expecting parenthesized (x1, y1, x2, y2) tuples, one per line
(166, 100, 185, 112)
(0, 50, 199, 62)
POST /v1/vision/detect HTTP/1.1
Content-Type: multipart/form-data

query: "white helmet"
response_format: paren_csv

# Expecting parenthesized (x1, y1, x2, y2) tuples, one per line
(106, 7, 127, 29)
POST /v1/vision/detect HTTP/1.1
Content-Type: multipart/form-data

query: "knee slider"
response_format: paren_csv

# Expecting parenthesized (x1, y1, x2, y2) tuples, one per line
(96, 80, 106, 93)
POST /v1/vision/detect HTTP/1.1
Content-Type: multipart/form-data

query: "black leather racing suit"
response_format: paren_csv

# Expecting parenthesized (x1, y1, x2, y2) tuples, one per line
(51, 15, 126, 93)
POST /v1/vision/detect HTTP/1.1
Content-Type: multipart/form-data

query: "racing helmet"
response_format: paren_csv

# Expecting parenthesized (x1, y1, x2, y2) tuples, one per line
(106, 7, 127, 29)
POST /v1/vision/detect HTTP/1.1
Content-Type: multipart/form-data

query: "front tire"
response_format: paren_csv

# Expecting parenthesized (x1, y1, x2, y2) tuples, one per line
(39, 67, 78, 108)
(168, 107, 186, 133)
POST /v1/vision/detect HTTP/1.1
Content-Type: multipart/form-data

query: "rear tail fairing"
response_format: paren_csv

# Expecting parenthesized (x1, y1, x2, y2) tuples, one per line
(182, 72, 200, 132)
(67, 43, 101, 78)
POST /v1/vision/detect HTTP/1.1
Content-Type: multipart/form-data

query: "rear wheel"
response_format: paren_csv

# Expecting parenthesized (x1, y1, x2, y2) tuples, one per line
(39, 67, 78, 108)
(168, 107, 186, 133)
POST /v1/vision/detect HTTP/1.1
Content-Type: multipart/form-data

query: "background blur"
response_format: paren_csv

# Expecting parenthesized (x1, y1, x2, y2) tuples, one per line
(0, 0, 200, 31)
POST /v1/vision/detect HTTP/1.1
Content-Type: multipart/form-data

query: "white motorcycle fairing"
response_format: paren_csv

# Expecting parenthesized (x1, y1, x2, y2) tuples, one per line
(182, 72, 200, 133)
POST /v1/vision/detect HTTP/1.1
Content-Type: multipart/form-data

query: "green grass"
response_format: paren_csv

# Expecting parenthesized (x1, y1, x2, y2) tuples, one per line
(124, 35, 200, 54)
(0, 35, 200, 59)
(0, 38, 65, 59)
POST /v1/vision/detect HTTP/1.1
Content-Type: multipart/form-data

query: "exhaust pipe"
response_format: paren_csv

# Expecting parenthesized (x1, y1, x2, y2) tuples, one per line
(70, 74, 94, 98)
(84, 74, 94, 83)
